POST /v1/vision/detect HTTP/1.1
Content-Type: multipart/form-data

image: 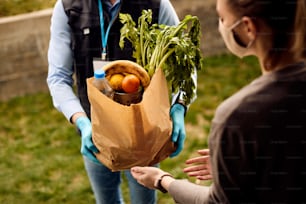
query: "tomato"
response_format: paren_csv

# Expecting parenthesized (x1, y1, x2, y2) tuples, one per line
(122, 74, 140, 93)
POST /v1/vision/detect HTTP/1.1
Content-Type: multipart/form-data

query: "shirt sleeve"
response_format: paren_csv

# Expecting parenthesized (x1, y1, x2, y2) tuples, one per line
(158, 0, 179, 26)
(47, 0, 85, 121)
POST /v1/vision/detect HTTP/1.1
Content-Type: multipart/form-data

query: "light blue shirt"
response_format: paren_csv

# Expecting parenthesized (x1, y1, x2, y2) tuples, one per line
(47, 0, 180, 121)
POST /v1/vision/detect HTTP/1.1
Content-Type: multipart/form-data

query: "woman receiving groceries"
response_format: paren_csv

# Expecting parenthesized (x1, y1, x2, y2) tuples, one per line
(131, 0, 306, 203)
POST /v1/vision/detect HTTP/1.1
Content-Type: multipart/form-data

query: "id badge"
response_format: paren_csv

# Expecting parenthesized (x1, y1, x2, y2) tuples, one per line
(93, 58, 112, 72)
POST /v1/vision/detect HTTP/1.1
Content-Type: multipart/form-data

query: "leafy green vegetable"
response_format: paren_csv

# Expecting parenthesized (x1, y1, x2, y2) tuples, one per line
(119, 9, 203, 105)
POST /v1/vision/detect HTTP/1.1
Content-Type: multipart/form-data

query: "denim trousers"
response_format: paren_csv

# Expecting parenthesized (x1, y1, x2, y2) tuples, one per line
(83, 156, 157, 204)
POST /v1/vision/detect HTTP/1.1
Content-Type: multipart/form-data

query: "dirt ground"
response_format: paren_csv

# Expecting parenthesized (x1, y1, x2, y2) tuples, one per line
(171, 0, 225, 56)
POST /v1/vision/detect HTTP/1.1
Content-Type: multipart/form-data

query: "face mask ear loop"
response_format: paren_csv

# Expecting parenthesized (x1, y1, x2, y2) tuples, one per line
(229, 19, 243, 30)
(230, 19, 254, 49)
(218, 18, 242, 30)
(246, 39, 254, 49)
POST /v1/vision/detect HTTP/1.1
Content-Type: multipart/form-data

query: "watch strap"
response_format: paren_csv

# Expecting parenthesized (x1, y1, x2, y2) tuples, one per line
(175, 91, 187, 115)
(154, 174, 173, 193)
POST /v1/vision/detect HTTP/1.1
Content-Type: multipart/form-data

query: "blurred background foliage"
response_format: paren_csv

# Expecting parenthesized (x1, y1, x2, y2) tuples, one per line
(0, 0, 56, 17)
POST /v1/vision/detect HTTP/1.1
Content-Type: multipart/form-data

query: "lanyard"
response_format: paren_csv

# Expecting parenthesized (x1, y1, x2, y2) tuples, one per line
(97, 0, 121, 60)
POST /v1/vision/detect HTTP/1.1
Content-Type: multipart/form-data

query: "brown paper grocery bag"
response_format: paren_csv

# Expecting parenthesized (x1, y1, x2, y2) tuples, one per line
(87, 68, 176, 171)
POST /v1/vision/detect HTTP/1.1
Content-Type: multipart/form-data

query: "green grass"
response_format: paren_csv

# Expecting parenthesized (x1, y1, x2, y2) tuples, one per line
(0, 54, 261, 204)
(0, 0, 56, 17)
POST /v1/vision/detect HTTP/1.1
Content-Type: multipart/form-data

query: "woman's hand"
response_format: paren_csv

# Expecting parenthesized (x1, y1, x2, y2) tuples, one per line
(183, 149, 212, 180)
(130, 166, 174, 191)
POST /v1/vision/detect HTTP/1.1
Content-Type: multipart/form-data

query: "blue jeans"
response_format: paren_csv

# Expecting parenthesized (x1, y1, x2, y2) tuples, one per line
(83, 156, 157, 204)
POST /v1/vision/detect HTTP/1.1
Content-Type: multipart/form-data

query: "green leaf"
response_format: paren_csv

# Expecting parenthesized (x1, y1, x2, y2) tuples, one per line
(119, 10, 204, 105)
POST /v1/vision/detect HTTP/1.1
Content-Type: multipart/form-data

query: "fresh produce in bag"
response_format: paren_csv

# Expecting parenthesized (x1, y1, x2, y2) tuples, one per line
(119, 9, 203, 104)
(102, 60, 150, 105)
(87, 10, 203, 171)
(87, 67, 175, 171)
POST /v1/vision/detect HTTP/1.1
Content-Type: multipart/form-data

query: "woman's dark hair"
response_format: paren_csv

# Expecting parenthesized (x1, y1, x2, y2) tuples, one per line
(227, 0, 306, 70)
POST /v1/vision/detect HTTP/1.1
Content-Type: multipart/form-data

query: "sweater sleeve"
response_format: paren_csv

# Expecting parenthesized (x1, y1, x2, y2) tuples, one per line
(168, 180, 227, 204)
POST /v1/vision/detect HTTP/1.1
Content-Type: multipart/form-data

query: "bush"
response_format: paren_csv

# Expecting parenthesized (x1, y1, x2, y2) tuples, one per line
(0, 0, 56, 17)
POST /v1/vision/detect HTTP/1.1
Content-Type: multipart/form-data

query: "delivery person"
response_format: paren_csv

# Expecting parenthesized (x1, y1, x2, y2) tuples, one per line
(47, 0, 196, 203)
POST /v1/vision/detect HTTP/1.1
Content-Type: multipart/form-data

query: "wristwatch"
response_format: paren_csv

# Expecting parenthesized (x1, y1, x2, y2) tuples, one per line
(175, 91, 187, 115)
(154, 174, 173, 193)
(177, 91, 187, 106)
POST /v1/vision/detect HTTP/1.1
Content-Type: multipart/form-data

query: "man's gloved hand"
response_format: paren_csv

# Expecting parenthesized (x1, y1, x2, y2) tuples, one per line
(169, 103, 186, 157)
(75, 116, 100, 164)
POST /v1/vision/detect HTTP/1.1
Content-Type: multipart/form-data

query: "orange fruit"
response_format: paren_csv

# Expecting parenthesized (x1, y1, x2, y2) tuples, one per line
(109, 73, 125, 91)
(122, 74, 140, 93)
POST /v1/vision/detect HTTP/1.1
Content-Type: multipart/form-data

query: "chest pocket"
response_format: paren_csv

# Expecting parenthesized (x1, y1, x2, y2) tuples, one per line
(67, 9, 102, 58)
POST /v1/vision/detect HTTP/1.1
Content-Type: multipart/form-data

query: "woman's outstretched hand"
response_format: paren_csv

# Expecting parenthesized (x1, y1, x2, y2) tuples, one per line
(183, 149, 212, 180)
(130, 166, 168, 189)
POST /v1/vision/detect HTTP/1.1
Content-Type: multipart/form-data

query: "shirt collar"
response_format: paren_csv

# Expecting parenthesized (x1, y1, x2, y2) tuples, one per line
(104, 0, 121, 13)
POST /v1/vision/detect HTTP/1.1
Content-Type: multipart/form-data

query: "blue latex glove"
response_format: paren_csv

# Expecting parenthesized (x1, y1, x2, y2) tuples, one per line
(75, 116, 100, 164)
(169, 103, 186, 157)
